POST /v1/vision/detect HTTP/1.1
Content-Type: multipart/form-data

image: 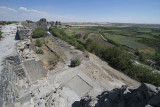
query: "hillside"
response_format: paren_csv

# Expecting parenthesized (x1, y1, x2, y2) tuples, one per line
(0, 20, 159, 107)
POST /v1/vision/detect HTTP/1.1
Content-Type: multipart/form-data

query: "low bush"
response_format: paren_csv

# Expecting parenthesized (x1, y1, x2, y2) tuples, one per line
(76, 44, 85, 52)
(36, 49, 44, 54)
(32, 28, 47, 38)
(35, 39, 42, 47)
(70, 58, 81, 67)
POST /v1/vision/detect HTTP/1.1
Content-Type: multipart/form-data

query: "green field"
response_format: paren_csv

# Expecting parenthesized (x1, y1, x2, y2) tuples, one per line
(103, 33, 147, 49)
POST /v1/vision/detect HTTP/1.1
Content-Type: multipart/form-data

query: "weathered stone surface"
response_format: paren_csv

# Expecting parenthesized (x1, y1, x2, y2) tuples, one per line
(17, 26, 30, 40)
(79, 83, 160, 107)
(21, 21, 37, 30)
(24, 59, 47, 81)
(149, 92, 160, 106)
(0, 55, 28, 107)
(36, 18, 48, 29)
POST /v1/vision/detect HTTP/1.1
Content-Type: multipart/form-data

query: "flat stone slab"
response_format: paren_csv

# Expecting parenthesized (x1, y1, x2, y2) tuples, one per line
(24, 59, 47, 81)
(66, 76, 92, 98)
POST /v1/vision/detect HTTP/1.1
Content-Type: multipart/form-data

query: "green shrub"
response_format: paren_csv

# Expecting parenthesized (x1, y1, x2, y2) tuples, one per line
(124, 65, 160, 86)
(75, 34, 81, 39)
(70, 58, 81, 67)
(35, 39, 42, 47)
(36, 49, 44, 54)
(32, 28, 47, 38)
(76, 44, 85, 52)
(83, 33, 89, 40)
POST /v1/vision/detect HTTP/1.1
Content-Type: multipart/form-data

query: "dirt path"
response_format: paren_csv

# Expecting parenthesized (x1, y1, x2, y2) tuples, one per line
(0, 24, 18, 72)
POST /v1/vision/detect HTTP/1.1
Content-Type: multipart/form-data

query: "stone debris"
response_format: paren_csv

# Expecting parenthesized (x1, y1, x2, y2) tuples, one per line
(17, 25, 31, 40)
(16, 39, 38, 61)
(79, 83, 160, 107)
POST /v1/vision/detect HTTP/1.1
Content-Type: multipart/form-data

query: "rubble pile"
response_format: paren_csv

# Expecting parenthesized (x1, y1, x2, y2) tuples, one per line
(16, 40, 38, 61)
(17, 25, 31, 40)
(79, 83, 160, 107)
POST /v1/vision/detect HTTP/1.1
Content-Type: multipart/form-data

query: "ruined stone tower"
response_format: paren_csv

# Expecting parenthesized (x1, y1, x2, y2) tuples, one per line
(36, 18, 48, 29)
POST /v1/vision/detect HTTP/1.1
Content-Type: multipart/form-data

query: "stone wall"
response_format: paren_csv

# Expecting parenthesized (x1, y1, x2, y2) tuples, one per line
(17, 18, 48, 40)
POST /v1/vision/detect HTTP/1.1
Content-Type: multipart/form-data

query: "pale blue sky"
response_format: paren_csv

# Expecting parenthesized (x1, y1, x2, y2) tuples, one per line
(0, 0, 160, 23)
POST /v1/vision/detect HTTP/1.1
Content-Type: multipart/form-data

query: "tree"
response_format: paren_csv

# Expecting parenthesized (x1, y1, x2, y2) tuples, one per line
(75, 34, 81, 39)
(85, 38, 93, 50)
(155, 52, 160, 66)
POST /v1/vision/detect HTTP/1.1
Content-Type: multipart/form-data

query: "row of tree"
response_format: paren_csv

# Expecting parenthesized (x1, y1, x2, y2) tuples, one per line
(0, 21, 18, 25)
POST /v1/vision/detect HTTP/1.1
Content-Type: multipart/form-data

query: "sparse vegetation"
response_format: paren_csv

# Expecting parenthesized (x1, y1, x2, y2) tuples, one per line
(49, 27, 85, 52)
(32, 28, 48, 38)
(49, 56, 57, 66)
(70, 58, 81, 67)
(35, 39, 43, 47)
(36, 49, 44, 54)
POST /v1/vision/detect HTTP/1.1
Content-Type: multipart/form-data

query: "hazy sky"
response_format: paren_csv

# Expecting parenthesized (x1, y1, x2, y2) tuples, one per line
(0, 0, 160, 23)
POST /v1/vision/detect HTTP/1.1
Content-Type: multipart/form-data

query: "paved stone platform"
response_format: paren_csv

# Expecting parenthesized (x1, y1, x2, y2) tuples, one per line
(24, 59, 47, 81)
(66, 76, 92, 97)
